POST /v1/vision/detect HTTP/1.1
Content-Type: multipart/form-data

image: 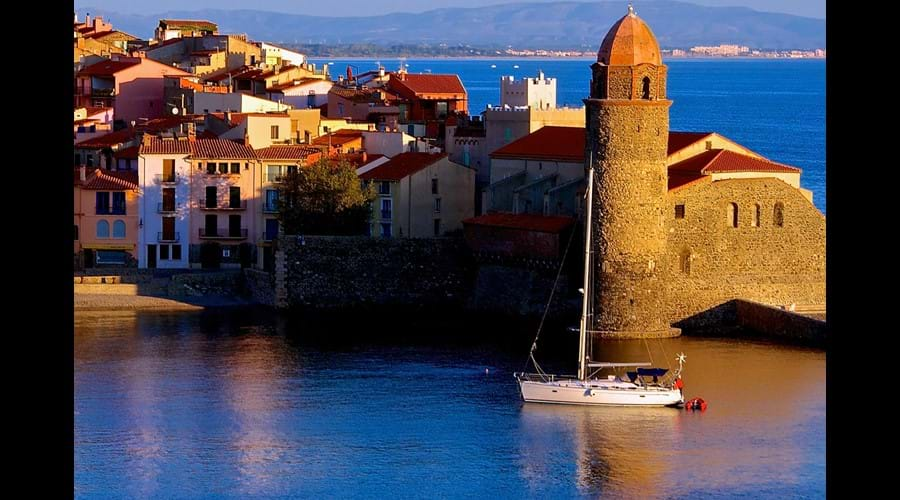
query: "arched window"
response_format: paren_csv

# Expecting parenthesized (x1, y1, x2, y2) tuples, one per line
(96, 220, 109, 238)
(727, 203, 738, 228)
(641, 77, 651, 100)
(679, 249, 691, 275)
(774, 202, 784, 227)
(113, 220, 126, 238)
(752, 204, 760, 227)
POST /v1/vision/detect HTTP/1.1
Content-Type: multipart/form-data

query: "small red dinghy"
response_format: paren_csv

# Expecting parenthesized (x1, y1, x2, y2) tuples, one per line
(685, 397, 708, 411)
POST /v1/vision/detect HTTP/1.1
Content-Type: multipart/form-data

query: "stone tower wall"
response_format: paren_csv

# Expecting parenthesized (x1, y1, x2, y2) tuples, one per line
(585, 99, 674, 337)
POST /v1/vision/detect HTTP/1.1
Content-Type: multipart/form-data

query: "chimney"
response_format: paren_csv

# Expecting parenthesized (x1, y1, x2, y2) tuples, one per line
(361, 151, 367, 164)
(85, 13, 91, 26)
(141, 132, 153, 146)
(80, 166, 87, 182)
(187, 122, 196, 141)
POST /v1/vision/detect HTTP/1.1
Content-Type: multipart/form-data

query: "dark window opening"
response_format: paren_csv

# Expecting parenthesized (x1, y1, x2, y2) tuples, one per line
(774, 202, 784, 227)
(675, 204, 685, 219)
(641, 77, 651, 100)
(172, 245, 182, 260)
(728, 202, 738, 228)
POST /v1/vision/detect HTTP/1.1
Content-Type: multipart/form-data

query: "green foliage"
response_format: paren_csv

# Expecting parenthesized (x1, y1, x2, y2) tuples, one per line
(278, 156, 375, 235)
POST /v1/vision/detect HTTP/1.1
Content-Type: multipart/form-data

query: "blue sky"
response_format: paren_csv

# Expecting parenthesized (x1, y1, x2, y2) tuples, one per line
(76, 1, 825, 19)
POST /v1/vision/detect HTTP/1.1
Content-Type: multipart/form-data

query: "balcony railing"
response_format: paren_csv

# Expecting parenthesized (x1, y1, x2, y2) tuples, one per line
(199, 200, 247, 210)
(199, 228, 248, 239)
(260, 231, 277, 242)
(263, 202, 279, 213)
(265, 175, 285, 183)
(157, 203, 176, 214)
(154, 174, 177, 184)
(91, 88, 116, 97)
(96, 206, 126, 215)
(381, 210, 392, 219)
(158, 231, 180, 242)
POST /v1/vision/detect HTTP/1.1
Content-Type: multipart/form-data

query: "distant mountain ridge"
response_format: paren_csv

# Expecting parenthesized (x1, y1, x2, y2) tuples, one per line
(77, 1, 826, 50)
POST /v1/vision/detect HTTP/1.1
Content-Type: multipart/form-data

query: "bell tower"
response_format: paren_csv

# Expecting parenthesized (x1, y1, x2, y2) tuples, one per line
(584, 4, 676, 338)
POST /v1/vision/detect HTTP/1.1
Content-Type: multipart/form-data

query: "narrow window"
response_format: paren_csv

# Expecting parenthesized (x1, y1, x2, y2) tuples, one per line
(160, 244, 170, 260)
(641, 77, 651, 100)
(95, 192, 110, 214)
(433, 219, 441, 237)
(229, 186, 241, 208)
(96, 220, 109, 238)
(74, 225, 79, 240)
(218, 162, 228, 174)
(675, 204, 685, 219)
(680, 249, 691, 275)
(774, 202, 784, 227)
(752, 203, 760, 227)
(431, 178, 439, 194)
(379, 181, 390, 195)
(434, 198, 442, 213)
(207, 162, 216, 174)
(230, 162, 240, 174)
(727, 202, 738, 228)
(705, 140, 713, 151)
(206, 186, 217, 208)
(172, 245, 182, 260)
(112, 192, 126, 214)
(163, 159, 175, 182)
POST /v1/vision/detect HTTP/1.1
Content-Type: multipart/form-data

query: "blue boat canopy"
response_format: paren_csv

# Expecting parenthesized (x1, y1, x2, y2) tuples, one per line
(636, 368, 669, 377)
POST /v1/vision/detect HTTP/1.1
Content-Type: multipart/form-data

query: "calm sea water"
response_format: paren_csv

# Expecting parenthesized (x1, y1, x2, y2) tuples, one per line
(312, 58, 826, 213)
(75, 309, 825, 498)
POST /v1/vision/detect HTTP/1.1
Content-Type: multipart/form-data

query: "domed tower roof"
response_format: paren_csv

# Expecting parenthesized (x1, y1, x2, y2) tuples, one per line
(597, 4, 662, 66)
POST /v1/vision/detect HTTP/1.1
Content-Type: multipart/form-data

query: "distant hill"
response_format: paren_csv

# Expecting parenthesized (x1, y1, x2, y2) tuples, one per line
(77, 1, 825, 50)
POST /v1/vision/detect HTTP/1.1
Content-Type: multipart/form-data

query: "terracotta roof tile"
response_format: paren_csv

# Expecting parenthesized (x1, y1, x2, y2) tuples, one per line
(81, 169, 139, 191)
(490, 126, 584, 162)
(190, 139, 257, 159)
(667, 131, 713, 155)
(140, 138, 192, 155)
(75, 129, 136, 148)
(113, 146, 140, 159)
(359, 152, 448, 181)
(597, 9, 662, 66)
(390, 74, 466, 96)
(74, 167, 99, 186)
(77, 59, 140, 76)
(160, 19, 218, 29)
(463, 213, 575, 234)
(312, 129, 364, 146)
(266, 78, 321, 92)
(668, 149, 800, 176)
(255, 145, 322, 160)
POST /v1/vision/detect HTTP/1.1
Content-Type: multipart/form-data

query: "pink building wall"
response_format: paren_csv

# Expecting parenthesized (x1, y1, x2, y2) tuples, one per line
(113, 58, 191, 124)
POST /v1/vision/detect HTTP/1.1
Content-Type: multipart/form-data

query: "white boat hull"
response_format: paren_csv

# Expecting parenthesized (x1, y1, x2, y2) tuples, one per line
(518, 378, 684, 407)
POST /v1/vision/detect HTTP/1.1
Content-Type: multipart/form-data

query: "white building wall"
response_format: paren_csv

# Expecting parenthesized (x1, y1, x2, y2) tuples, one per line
(500, 71, 557, 109)
(195, 92, 291, 114)
(138, 152, 193, 269)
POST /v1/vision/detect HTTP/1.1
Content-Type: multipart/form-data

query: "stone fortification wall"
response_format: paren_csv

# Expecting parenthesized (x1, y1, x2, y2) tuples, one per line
(666, 177, 826, 329)
(277, 236, 474, 309)
(244, 269, 276, 307)
(734, 299, 826, 346)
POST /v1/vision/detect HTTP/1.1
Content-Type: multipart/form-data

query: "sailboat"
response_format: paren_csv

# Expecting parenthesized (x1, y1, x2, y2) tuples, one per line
(514, 167, 686, 406)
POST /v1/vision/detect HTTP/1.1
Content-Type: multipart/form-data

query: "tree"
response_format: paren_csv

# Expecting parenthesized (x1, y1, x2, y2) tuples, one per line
(278, 156, 375, 235)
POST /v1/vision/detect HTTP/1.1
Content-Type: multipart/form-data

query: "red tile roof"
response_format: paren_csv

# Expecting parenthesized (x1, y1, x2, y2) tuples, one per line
(190, 139, 257, 159)
(668, 149, 800, 176)
(77, 59, 140, 76)
(488, 128, 734, 163)
(390, 74, 466, 96)
(255, 145, 322, 160)
(74, 166, 99, 186)
(75, 129, 136, 148)
(266, 78, 321, 92)
(74, 118, 100, 126)
(312, 129, 364, 146)
(113, 146, 140, 159)
(359, 152, 448, 181)
(81, 169, 140, 191)
(463, 213, 575, 234)
(140, 138, 192, 155)
(667, 131, 713, 155)
(491, 126, 584, 162)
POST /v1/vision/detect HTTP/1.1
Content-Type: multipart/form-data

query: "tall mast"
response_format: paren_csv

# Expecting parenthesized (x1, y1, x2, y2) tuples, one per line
(578, 167, 594, 381)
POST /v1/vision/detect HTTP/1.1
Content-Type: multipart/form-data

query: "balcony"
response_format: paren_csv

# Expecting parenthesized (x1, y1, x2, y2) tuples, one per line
(199, 200, 247, 211)
(263, 202, 279, 214)
(157, 203, 176, 214)
(199, 228, 248, 240)
(91, 88, 116, 97)
(96, 206, 126, 215)
(158, 231, 180, 243)
(381, 210, 392, 219)
(154, 174, 177, 184)
(260, 231, 277, 242)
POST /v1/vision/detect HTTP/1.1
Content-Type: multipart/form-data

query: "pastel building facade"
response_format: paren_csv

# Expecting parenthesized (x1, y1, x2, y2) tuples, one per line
(74, 167, 141, 268)
(137, 138, 193, 269)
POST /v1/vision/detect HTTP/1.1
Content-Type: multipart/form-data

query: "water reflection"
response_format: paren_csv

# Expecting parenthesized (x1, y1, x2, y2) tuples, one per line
(519, 404, 678, 497)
